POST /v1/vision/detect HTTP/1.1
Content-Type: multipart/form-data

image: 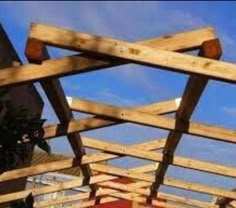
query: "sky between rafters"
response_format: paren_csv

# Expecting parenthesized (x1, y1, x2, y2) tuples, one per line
(0, 1, 236, 201)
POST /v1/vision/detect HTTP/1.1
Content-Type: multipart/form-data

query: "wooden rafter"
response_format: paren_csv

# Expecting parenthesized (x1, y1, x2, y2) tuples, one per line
(1, 160, 232, 204)
(82, 136, 236, 178)
(25, 40, 97, 194)
(0, 162, 161, 203)
(35, 181, 216, 208)
(150, 38, 222, 197)
(90, 163, 236, 199)
(33, 167, 216, 208)
(0, 137, 166, 183)
(2, 134, 236, 184)
(26, 23, 236, 84)
(69, 97, 236, 143)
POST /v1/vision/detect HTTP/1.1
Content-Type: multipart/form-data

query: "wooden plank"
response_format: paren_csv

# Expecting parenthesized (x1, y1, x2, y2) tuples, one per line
(26, 25, 216, 65)
(0, 162, 158, 203)
(43, 98, 181, 140)
(83, 136, 163, 162)
(25, 41, 96, 193)
(1, 46, 236, 88)
(90, 163, 236, 199)
(0, 138, 165, 183)
(150, 39, 222, 196)
(26, 23, 236, 84)
(0, 174, 114, 204)
(0, 161, 233, 204)
(34, 169, 217, 208)
(82, 136, 236, 178)
(214, 188, 236, 208)
(69, 97, 236, 143)
(41, 188, 190, 208)
(0, 26, 218, 89)
(5, 133, 235, 184)
(99, 181, 217, 208)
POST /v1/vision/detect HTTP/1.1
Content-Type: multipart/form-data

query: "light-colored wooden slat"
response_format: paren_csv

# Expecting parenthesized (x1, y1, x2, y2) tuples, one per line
(34, 188, 117, 208)
(83, 136, 163, 162)
(82, 136, 236, 178)
(34, 167, 154, 208)
(0, 174, 115, 204)
(34, 167, 216, 208)
(214, 188, 236, 208)
(0, 163, 159, 203)
(0, 26, 217, 88)
(0, 161, 230, 204)
(151, 38, 222, 195)
(27, 23, 236, 84)
(230, 201, 236, 208)
(35, 187, 179, 208)
(0, 138, 165, 183)
(90, 163, 236, 200)
(42, 98, 181, 139)
(26, 24, 215, 64)
(69, 97, 236, 143)
(100, 181, 217, 208)
(61, 189, 187, 208)
(5, 133, 235, 184)
(25, 44, 96, 193)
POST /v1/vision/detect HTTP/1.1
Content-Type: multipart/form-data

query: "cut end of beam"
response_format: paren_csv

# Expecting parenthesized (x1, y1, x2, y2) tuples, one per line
(175, 97, 182, 108)
(66, 96, 73, 107)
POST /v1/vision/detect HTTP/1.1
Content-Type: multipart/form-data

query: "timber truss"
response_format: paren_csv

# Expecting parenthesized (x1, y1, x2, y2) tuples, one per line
(0, 23, 236, 208)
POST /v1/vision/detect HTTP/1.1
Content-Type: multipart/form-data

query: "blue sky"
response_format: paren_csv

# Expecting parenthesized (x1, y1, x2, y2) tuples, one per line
(1, 1, 236, 201)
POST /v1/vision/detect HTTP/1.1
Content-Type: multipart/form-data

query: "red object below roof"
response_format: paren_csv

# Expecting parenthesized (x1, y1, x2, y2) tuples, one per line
(90, 176, 166, 208)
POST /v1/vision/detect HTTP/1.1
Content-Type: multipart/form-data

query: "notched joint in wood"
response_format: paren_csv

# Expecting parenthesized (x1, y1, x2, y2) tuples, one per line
(25, 38, 49, 64)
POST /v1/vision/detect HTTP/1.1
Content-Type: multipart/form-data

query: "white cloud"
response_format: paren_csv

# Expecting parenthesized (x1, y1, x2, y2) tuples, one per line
(221, 106, 236, 117)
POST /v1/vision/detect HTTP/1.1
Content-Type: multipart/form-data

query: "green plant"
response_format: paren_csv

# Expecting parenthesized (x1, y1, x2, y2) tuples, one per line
(10, 193, 34, 208)
(0, 89, 50, 174)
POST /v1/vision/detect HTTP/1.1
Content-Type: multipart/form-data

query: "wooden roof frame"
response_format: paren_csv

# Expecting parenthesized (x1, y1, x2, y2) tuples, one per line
(0, 22, 235, 208)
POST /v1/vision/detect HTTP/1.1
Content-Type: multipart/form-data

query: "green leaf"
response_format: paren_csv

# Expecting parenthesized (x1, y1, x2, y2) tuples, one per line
(25, 193, 34, 208)
(37, 140, 51, 154)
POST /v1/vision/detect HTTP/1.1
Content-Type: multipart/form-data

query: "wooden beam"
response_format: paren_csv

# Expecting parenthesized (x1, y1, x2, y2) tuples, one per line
(0, 162, 160, 203)
(0, 138, 165, 183)
(69, 97, 236, 143)
(99, 181, 218, 208)
(42, 98, 181, 140)
(34, 168, 154, 208)
(150, 39, 222, 196)
(1, 161, 233, 204)
(26, 24, 216, 64)
(90, 163, 236, 200)
(62, 194, 184, 208)
(214, 188, 236, 208)
(35, 187, 179, 208)
(0, 25, 216, 89)
(4, 133, 235, 184)
(26, 23, 236, 84)
(1, 45, 236, 88)
(25, 40, 96, 194)
(82, 136, 236, 178)
(0, 174, 115, 204)
(40, 187, 189, 208)
(34, 169, 216, 208)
